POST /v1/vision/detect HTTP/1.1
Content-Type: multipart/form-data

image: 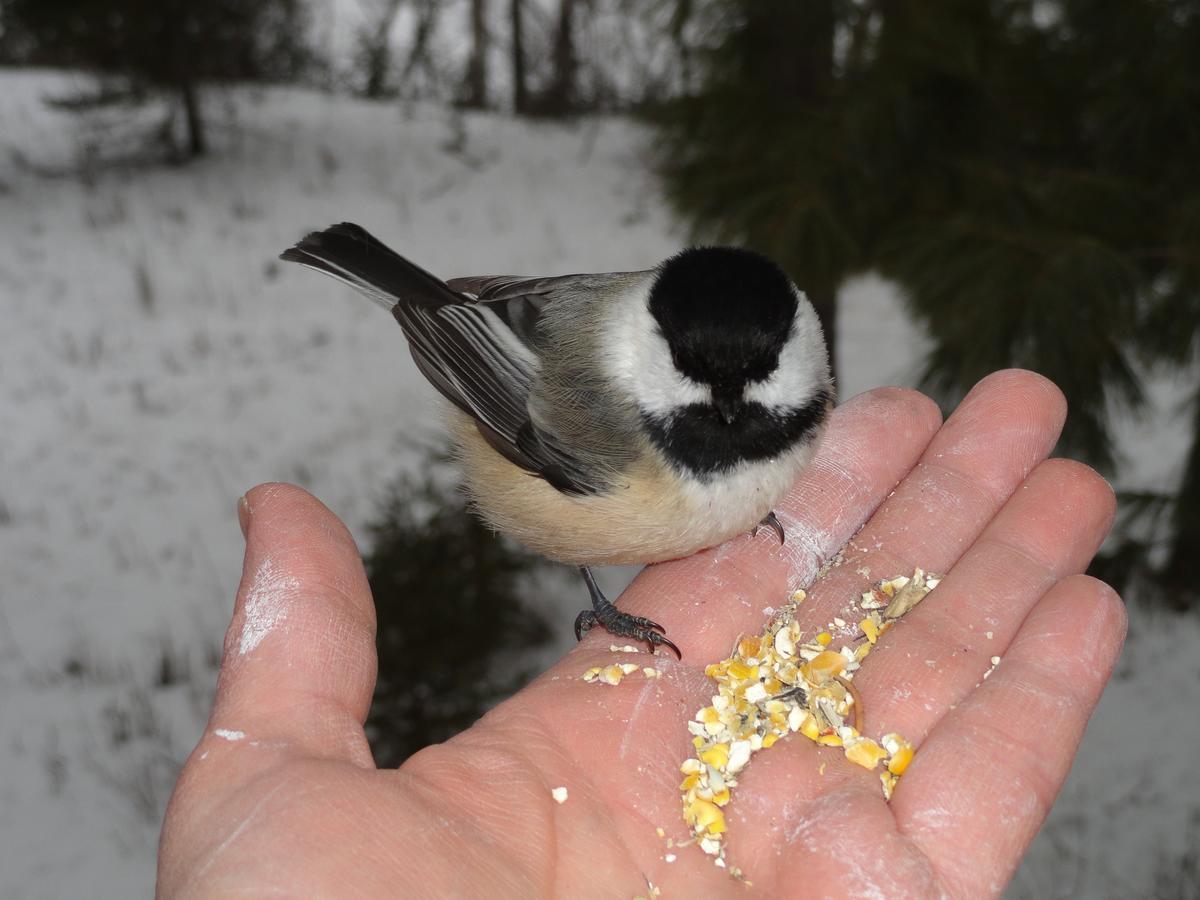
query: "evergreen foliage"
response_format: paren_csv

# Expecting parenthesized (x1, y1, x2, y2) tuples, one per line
(363, 450, 554, 767)
(651, 0, 1200, 605)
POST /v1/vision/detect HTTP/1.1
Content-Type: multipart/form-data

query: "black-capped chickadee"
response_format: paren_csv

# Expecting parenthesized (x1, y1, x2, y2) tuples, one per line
(281, 223, 832, 656)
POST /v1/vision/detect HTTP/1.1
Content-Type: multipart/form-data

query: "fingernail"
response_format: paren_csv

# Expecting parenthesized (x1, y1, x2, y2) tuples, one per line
(237, 494, 251, 540)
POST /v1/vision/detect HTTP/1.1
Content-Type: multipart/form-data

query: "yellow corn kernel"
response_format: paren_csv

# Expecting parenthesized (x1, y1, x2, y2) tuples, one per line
(692, 736, 704, 749)
(712, 788, 731, 806)
(699, 706, 722, 724)
(860, 617, 880, 644)
(816, 632, 833, 646)
(679, 773, 699, 791)
(687, 798, 727, 835)
(800, 714, 821, 741)
(738, 636, 762, 659)
(845, 738, 889, 770)
(727, 661, 756, 681)
(704, 662, 727, 679)
(700, 743, 730, 770)
(817, 732, 843, 747)
(601, 664, 625, 684)
(888, 744, 914, 775)
(763, 677, 783, 695)
(802, 650, 847, 683)
(762, 732, 779, 749)
(855, 642, 873, 661)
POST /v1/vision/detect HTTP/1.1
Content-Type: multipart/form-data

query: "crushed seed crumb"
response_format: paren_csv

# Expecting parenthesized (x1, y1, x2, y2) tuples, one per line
(679, 567, 940, 874)
(583, 661, 664, 685)
(983, 655, 1001, 679)
(551, 786, 568, 804)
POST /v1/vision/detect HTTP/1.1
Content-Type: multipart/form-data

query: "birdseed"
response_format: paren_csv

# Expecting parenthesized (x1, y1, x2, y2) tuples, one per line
(680, 568, 939, 871)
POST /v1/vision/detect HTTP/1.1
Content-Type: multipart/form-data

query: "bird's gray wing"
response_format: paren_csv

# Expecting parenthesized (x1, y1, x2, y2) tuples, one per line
(281, 223, 607, 495)
(446, 273, 618, 349)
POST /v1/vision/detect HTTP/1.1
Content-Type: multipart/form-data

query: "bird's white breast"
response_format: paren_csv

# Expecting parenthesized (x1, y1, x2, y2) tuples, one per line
(451, 408, 821, 566)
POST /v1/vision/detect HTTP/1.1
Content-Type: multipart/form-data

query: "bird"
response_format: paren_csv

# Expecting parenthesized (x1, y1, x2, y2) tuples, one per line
(281, 223, 833, 656)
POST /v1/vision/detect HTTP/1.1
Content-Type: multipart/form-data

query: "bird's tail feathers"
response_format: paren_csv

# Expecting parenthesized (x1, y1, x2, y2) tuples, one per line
(280, 223, 459, 311)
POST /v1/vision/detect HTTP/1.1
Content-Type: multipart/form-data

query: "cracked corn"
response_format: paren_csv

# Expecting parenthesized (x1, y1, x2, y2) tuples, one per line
(680, 569, 940, 869)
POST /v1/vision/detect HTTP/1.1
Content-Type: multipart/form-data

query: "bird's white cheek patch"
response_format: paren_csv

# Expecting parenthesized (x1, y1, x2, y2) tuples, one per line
(745, 334, 824, 410)
(604, 286, 711, 416)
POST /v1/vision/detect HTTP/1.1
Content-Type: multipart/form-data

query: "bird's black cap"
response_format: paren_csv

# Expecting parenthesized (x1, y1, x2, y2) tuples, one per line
(648, 246, 798, 390)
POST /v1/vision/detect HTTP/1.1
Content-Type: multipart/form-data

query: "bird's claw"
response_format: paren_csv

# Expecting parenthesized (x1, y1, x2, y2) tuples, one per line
(753, 509, 786, 544)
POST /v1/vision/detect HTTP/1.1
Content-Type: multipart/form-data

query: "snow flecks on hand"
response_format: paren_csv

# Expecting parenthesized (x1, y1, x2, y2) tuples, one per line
(238, 556, 298, 656)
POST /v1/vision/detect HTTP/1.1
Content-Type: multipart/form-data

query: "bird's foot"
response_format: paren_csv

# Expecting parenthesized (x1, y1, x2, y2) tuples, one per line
(573, 605, 681, 658)
(575, 567, 681, 658)
(752, 510, 786, 544)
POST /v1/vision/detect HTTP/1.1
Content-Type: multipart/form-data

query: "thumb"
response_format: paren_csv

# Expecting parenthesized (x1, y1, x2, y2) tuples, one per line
(208, 482, 378, 764)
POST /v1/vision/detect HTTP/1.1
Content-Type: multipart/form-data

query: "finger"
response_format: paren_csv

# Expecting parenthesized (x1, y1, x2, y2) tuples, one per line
(203, 483, 377, 767)
(894, 575, 1126, 897)
(859, 458, 1115, 741)
(597, 385, 943, 663)
(795, 369, 1068, 634)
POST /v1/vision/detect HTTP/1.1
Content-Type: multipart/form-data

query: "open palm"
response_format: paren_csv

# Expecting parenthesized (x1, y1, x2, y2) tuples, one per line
(157, 371, 1125, 898)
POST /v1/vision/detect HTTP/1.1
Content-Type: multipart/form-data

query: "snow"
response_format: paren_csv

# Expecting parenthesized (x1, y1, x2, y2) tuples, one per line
(1, 69, 1196, 897)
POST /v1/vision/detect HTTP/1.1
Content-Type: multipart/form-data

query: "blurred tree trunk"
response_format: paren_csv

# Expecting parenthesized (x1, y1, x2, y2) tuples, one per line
(743, 0, 833, 100)
(541, 0, 578, 115)
(510, 0, 529, 113)
(360, 0, 404, 99)
(179, 77, 205, 157)
(398, 0, 440, 95)
(460, 0, 489, 107)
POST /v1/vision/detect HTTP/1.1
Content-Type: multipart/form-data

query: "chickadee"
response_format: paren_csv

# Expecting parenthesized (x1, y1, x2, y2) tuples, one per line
(281, 223, 832, 656)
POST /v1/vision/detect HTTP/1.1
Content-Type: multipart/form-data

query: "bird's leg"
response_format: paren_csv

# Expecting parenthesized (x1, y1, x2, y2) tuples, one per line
(573, 566, 681, 658)
(752, 510, 786, 544)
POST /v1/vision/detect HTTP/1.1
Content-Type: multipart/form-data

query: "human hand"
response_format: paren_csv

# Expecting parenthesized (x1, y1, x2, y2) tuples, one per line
(157, 370, 1125, 898)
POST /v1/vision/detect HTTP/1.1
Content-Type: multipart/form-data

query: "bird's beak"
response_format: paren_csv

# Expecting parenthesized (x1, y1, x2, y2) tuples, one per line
(713, 394, 740, 425)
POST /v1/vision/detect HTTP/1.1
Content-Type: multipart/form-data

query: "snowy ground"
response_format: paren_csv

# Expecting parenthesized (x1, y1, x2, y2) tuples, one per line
(1, 70, 1197, 898)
